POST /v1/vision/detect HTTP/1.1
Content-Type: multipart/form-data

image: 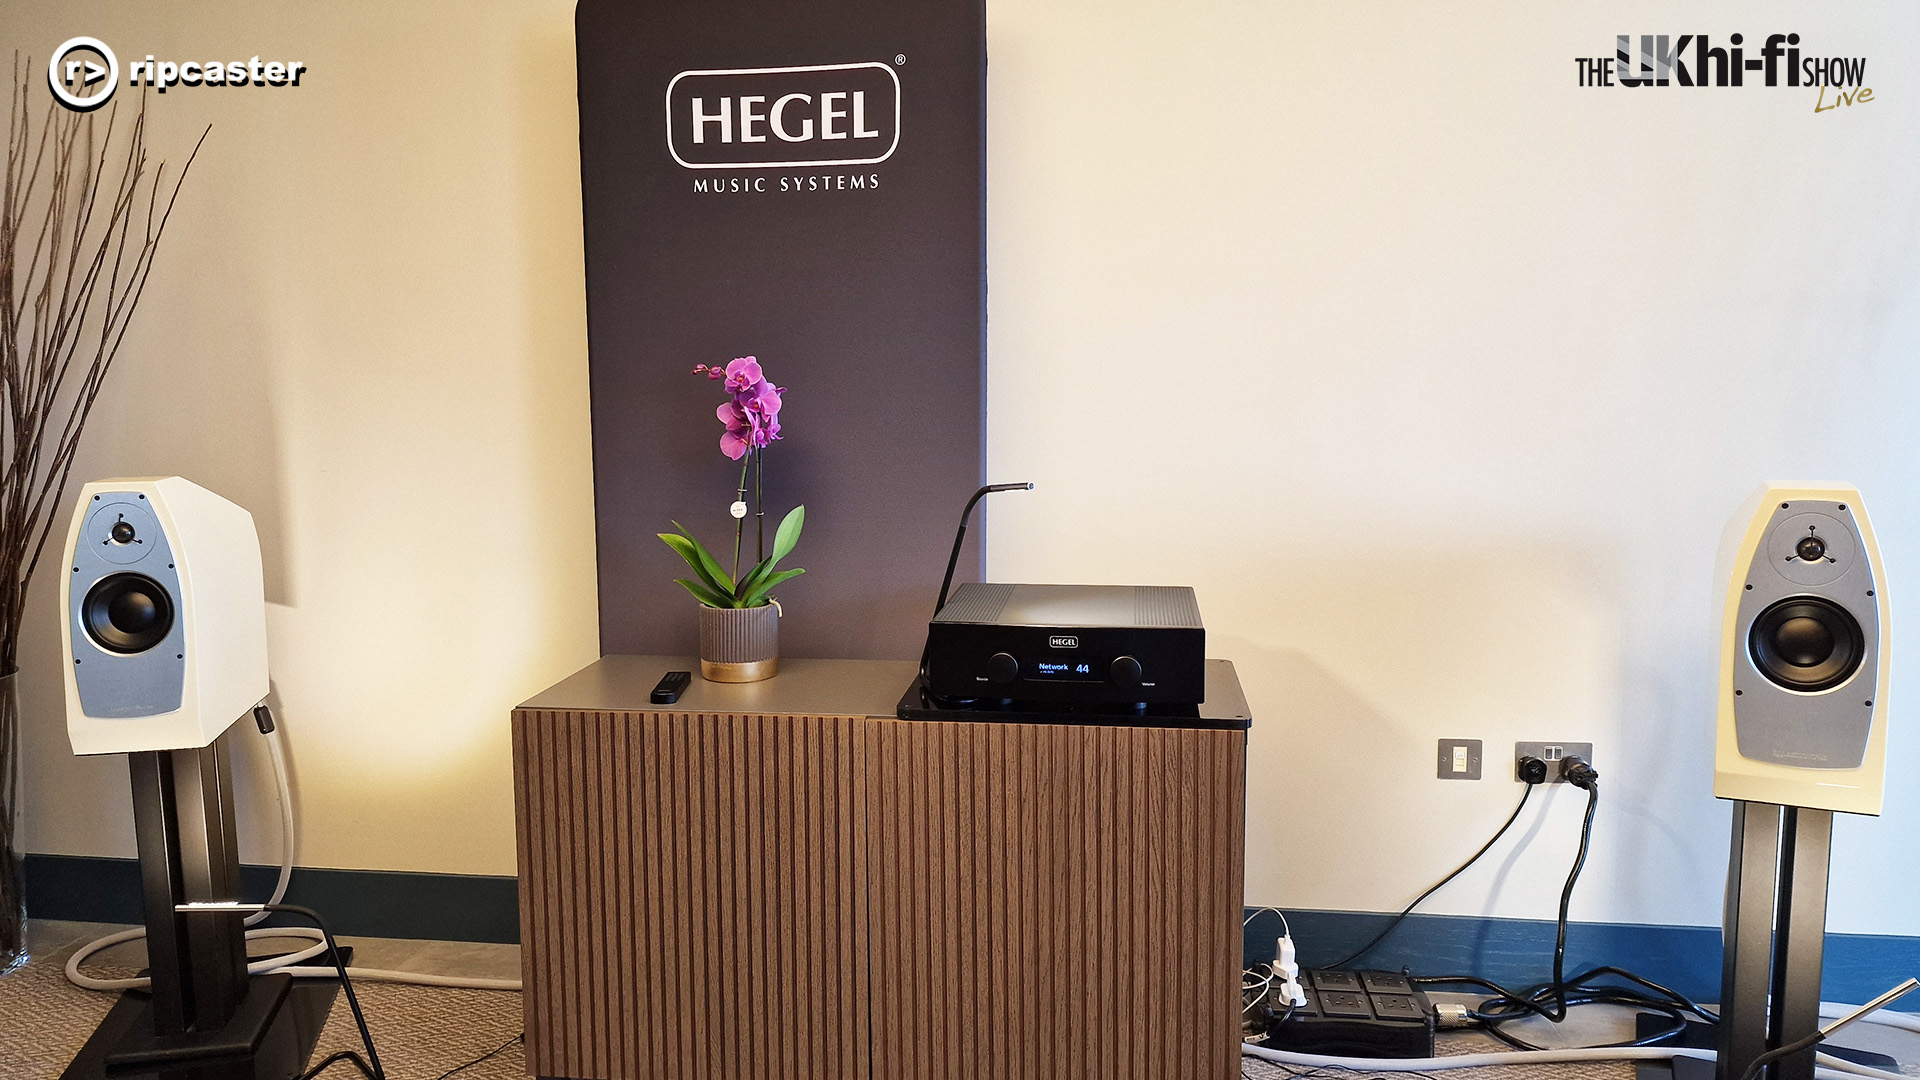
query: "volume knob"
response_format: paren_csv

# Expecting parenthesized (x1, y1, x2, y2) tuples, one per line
(987, 652, 1019, 683)
(1110, 656, 1143, 687)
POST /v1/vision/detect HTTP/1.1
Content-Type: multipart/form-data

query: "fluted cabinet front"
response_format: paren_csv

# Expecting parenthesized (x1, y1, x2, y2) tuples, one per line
(513, 709, 871, 1080)
(512, 708, 1244, 1080)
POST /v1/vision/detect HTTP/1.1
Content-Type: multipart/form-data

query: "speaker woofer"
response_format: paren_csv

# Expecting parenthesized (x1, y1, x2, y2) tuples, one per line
(82, 572, 175, 654)
(1749, 596, 1864, 693)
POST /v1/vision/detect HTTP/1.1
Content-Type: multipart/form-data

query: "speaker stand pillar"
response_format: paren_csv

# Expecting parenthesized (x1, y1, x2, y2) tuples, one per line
(1719, 800, 1833, 1080)
(60, 732, 338, 1080)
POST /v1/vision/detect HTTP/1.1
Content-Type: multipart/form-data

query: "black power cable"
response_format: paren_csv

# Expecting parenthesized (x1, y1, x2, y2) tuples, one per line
(1329, 775, 1539, 970)
(433, 1032, 525, 1080)
(260, 903, 386, 1080)
(176, 900, 384, 1080)
(1411, 759, 1725, 1051)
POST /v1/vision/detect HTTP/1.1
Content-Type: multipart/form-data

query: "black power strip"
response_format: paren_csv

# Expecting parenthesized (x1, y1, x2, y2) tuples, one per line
(1252, 970, 1436, 1058)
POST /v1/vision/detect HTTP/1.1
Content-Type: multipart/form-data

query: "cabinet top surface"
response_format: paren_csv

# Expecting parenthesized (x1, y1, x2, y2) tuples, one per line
(519, 655, 1251, 726)
(518, 656, 920, 717)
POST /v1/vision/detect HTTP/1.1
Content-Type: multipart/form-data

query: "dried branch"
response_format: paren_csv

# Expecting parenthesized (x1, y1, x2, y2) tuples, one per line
(0, 57, 208, 964)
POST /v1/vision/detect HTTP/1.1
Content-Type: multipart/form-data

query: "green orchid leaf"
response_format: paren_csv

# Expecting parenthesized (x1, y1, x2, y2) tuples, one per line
(734, 552, 780, 604)
(734, 506, 805, 600)
(658, 532, 725, 596)
(738, 567, 805, 609)
(770, 505, 805, 567)
(661, 525, 735, 599)
(672, 578, 732, 608)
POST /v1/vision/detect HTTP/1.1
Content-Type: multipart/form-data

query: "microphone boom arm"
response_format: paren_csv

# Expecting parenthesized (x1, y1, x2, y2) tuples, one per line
(934, 482, 1034, 616)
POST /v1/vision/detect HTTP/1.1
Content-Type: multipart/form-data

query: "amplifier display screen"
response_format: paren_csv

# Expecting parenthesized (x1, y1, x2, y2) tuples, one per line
(1032, 659, 1101, 681)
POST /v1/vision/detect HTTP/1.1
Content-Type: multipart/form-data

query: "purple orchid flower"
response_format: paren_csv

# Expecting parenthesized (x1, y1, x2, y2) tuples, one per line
(698, 356, 788, 460)
(722, 356, 764, 395)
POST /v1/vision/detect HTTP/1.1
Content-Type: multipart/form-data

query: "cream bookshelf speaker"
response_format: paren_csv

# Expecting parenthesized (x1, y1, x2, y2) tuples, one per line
(60, 476, 268, 756)
(1716, 482, 1889, 815)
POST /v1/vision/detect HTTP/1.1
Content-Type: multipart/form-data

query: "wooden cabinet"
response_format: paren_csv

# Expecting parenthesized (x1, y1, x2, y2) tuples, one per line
(512, 657, 1248, 1080)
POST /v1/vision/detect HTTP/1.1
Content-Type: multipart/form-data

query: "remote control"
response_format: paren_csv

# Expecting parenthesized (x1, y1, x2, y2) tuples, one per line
(650, 670, 692, 704)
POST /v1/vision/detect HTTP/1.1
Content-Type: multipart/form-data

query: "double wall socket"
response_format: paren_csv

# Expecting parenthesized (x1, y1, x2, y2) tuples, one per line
(1514, 741, 1594, 783)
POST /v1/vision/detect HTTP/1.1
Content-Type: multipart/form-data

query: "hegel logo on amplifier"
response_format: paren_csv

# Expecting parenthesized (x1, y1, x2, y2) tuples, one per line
(1715, 483, 1891, 815)
(1049, 635, 1078, 649)
(665, 62, 901, 169)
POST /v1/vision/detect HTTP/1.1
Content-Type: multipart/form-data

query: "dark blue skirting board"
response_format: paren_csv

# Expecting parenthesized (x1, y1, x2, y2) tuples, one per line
(27, 854, 1918, 1009)
(24, 854, 519, 944)
(1243, 907, 1920, 1011)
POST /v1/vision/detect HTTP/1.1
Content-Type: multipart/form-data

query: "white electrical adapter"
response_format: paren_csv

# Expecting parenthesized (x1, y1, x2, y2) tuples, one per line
(1275, 934, 1307, 1007)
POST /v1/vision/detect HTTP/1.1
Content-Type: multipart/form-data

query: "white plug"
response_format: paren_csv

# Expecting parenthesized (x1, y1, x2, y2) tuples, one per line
(1275, 935, 1307, 1007)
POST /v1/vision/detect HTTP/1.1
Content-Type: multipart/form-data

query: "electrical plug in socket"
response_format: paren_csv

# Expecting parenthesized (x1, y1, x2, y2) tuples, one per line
(1514, 741, 1593, 783)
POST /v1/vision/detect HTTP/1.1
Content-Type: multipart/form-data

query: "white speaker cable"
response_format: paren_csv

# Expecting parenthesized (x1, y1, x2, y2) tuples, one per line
(246, 722, 296, 927)
(66, 718, 521, 993)
(1241, 1042, 1906, 1080)
(1811, 1052, 1920, 1080)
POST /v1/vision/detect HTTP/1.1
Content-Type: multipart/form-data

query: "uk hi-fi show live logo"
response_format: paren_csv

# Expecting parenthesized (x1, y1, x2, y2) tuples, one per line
(1578, 34, 1875, 113)
(666, 60, 901, 195)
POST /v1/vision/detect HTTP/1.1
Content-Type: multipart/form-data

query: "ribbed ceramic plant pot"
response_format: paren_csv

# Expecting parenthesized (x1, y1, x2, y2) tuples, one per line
(0, 669, 25, 975)
(698, 603, 779, 683)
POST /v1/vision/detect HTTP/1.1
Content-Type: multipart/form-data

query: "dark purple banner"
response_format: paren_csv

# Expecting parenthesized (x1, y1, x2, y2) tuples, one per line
(575, 0, 985, 660)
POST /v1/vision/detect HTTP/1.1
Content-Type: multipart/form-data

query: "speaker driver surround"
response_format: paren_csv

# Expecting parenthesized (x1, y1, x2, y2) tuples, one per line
(82, 572, 175, 654)
(1748, 596, 1864, 693)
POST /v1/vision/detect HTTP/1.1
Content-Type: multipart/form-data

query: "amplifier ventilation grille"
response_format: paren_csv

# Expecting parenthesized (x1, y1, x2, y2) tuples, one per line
(1134, 586, 1203, 628)
(934, 582, 1014, 623)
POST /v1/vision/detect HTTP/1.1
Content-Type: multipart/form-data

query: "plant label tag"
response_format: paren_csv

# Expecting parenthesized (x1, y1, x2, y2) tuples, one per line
(730, 500, 748, 519)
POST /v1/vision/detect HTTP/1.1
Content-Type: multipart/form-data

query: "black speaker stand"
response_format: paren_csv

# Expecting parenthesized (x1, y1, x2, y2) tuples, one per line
(1635, 800, 1849, 1080)
(59, 733, 339, 1080)
(1721, 800, 1833, 1080)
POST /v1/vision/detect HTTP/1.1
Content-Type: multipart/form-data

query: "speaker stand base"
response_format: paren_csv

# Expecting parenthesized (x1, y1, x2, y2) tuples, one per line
(1631, 1016, 1898, 1080)
(59, 967, 344, 1080)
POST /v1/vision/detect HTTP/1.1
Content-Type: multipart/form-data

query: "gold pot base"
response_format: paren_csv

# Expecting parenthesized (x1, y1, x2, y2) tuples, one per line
(700, 657, 778, 683)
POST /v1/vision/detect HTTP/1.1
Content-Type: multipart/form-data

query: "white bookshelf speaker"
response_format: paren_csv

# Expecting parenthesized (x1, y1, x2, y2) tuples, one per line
(1716, 483, 1890, 815)
(60, 476, 268, 756)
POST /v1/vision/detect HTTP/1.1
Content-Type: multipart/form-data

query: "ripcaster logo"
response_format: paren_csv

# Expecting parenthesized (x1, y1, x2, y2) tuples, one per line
(666, 62, 900, 170)
(1049, 636, 1079, 649)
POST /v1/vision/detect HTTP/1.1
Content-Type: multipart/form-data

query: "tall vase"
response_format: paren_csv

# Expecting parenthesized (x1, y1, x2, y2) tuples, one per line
(0, 668, 24, 974)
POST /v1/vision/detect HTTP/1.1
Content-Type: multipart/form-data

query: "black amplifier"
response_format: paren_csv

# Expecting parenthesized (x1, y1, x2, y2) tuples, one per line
(922, 583, 1205, 706)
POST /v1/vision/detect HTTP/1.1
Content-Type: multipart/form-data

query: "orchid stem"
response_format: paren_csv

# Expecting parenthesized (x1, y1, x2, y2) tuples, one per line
(755, 449, 765, 562)
(731, 456, 750, 588)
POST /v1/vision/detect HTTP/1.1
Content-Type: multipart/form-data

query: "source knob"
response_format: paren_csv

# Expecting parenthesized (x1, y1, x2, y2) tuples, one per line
(1110, 655, 1143, 687)
(987, 652, 1019, 683)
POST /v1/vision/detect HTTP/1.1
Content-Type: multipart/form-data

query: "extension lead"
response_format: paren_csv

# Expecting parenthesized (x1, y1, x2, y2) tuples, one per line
(1245, 981, 1920, 1080)
(64, 713, 522, 995)
(1241, 1044, 1914, 1080)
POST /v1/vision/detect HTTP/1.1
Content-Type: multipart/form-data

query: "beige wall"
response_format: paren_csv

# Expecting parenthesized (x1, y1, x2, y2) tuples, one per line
(13, 0, 598, 876)
(13, 0, 1920, 941)
(983, 0, 1920, 935)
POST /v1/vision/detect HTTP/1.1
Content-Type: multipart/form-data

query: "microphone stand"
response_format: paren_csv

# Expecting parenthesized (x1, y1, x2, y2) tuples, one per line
(920, 482, 1034, 695)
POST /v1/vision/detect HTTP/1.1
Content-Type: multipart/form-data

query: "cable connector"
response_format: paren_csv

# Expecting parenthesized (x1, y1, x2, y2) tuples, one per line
(252, 703, 275, 735)
(1561, 756, 1598, 790)
(1433, 1001, 1475, 1028)
(1517, 755, 1549, 785)
(1274, 934, 1307, 1007)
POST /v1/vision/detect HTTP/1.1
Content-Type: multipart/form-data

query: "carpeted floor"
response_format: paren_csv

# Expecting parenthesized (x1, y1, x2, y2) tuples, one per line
(0, 921, 525, 1080)
(5, 921, 1916, 1080)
